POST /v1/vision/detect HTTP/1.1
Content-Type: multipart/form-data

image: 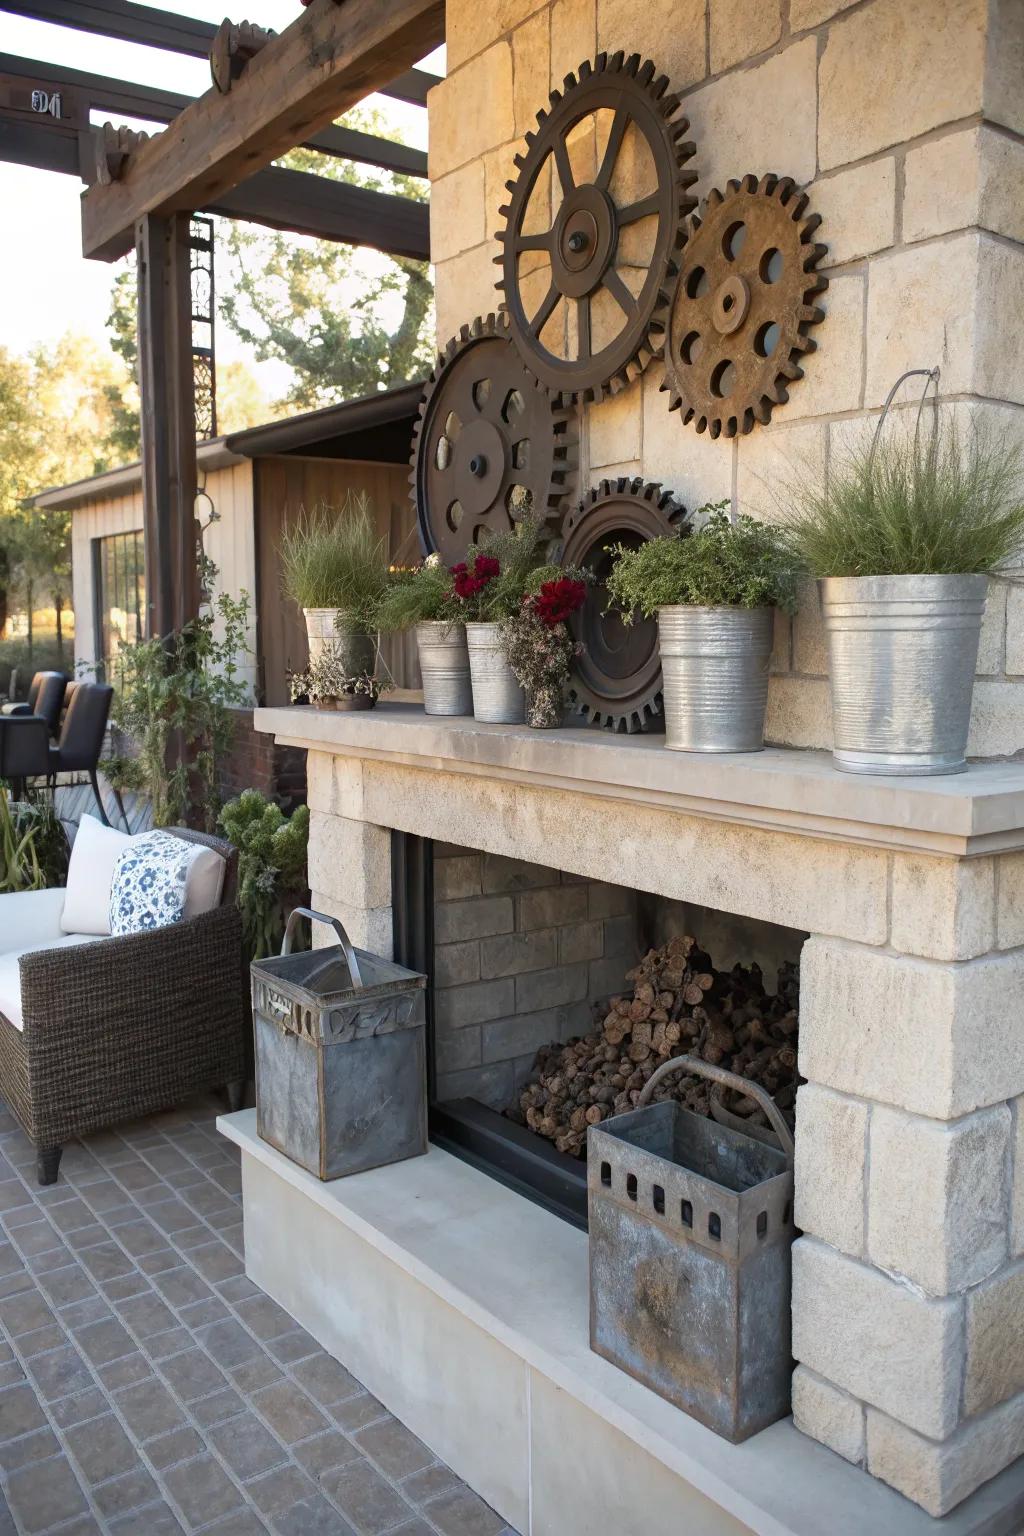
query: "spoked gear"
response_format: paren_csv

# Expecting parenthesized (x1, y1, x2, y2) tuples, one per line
(560, 477, 688, 733)
(411, 313, 576, 563)
(496, 53, 698, 405)
(662, 173, 828, 438)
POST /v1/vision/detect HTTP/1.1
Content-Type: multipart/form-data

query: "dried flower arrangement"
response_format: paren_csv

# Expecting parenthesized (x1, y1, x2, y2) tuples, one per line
(289, 648, 389, 711)
(500, 574, 588, 728)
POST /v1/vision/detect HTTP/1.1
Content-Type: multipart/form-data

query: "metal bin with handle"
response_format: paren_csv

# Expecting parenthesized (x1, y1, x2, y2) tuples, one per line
(252, 907, 428, 1181)
(588, 1054, 795, 1442)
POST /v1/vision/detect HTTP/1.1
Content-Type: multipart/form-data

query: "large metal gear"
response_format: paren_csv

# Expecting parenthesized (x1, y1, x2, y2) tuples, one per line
(411, 313, 576, 562)
(560, 477, 688, 733)
(496, 53, 698, 405)
(662, 173, 828, 438)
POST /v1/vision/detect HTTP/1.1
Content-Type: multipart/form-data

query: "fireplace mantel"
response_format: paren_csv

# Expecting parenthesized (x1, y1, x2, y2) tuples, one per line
(256, 703, 1024, 858)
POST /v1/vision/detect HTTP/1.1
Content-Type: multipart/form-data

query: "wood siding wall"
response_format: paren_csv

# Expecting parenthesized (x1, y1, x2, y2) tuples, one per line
(255, 455, 420, 706)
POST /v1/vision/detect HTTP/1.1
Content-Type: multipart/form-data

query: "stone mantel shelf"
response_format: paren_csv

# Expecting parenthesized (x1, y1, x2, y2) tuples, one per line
(256, 704, 1024, 857)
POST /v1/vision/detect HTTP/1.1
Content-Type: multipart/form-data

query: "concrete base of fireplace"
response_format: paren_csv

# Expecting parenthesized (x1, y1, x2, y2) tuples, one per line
(219, 1111, 1024, 1536)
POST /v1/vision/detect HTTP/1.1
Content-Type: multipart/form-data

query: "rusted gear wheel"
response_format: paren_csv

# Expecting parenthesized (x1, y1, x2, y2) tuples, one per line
(496, 53, 698, 405)
(411, 313, 576, 562)
(560, 477, 688, 733)
(663, 173, 828, 438)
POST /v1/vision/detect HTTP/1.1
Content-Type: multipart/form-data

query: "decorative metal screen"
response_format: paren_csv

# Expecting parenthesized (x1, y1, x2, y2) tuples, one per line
(93, 531, 145, 683)
(190, 215, 217, 440)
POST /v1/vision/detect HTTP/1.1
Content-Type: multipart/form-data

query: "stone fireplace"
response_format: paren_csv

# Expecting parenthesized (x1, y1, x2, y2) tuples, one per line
(221, 705, 1024, 1533)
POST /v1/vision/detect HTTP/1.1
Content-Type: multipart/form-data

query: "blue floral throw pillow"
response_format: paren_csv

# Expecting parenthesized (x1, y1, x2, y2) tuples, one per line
(109, 831, 194, 937)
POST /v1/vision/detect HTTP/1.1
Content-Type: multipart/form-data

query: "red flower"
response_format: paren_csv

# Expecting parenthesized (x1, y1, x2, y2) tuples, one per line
(451, 555, 500, 601)
(532, 578, 587, 627)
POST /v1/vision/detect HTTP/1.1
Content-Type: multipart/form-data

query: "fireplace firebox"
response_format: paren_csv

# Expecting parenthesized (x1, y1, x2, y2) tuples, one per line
(392, 830, 804, 1228)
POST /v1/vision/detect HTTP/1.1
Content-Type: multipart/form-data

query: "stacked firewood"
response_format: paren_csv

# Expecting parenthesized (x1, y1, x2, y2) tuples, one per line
(509, 934, 799, 1159)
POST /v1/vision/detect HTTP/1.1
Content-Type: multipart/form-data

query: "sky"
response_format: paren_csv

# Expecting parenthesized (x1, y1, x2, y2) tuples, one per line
(0, 3, 441, 402)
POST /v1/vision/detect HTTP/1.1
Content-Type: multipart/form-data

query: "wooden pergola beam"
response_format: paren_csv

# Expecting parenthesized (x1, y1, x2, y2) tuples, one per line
(80, 0, 443, 261)
(211, 166, 428, 261)
(1, 0, 441, 108)
(0, 52, 429, 177)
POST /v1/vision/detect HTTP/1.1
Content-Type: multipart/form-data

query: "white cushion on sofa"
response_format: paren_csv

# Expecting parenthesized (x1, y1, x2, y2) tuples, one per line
(0, 933, 100, 1031)
(0, 888, 67, 953)
(62, 816, 226, 936)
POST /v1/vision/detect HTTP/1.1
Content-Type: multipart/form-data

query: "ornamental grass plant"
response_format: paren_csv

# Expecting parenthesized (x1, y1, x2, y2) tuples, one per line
(606, 505, 799, 619)
(279, 493, 390, 627)
(375, 556, 457, 631)
(783, 419, 1024, 577)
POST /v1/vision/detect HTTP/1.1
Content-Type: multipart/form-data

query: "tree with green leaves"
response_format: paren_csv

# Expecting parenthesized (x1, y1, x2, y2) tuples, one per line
(219, 112, 434, 409)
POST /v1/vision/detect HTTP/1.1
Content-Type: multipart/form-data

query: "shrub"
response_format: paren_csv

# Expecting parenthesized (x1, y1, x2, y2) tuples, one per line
(605, 505, 799, 618)
(219, 789, 309, 962)
(375, 557, 457, 631)
(456, 517, 556, 621)
(783, 418, 1024, 576)
(279, 493, 389, 626)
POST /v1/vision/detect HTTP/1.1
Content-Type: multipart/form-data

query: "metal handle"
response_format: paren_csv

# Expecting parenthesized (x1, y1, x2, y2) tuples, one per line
(637, 1053, 794, 1167)
(867, 365, 940, 478)
(282, 907, 364, 991)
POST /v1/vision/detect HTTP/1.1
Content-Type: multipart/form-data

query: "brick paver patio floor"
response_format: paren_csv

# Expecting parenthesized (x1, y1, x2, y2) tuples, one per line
(0, 1097, 515, 1536)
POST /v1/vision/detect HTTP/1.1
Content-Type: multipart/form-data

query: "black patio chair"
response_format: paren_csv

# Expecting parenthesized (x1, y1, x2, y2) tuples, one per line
(0, 716, 50, 801)
(2, 671, 66, 737)
(47, 683, 114, 825)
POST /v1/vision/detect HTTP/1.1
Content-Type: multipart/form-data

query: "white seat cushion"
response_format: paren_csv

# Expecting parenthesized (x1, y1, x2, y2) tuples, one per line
(0, 888, 66, 953)
(0, 933, 101, 1031)
(62, 816, 226, 936)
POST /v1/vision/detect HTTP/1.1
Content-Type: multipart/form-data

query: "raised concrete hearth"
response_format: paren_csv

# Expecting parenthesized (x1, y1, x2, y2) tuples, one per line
(253, 703, 1024, 1519)
(220, 1111, 1024, 1536)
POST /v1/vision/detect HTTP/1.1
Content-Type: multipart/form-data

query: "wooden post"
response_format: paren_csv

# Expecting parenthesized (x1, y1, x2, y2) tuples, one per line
(135, 211, 198, 638)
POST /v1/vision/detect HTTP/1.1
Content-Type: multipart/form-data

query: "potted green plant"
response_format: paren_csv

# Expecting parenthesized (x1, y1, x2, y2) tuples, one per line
(279, 493, 388, 677)
(500, 574, 588, 728)
(785, 416, 1024, 775)
(375, 556, 472, 716)
(454, 518, 555, 724)
(289, 649, 389, 712)
(606, 505, 798, 753)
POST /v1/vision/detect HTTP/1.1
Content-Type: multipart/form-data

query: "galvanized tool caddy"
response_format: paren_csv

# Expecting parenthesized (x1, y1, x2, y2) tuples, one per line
(252, 907, 428, 1181)
(587, 1055, 795, 1443)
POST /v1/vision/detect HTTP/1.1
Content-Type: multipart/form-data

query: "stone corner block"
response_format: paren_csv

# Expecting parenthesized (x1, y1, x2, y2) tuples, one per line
(1012, 1099, 1024, 1259)
(996, 852, 1024, 951)
(799, 938, 1024, 1119)
(964, 1259, 1024, 1417)
(867, 1104, 1009, 1296)
(792, 1365, 865, 1466)
(889, 855, 995, 962)
(793, 1084, 867, 1260)
(792, 1237, 963, 1439)
(307, 811, 391, 911)
(866, 1395, 1024, 1518)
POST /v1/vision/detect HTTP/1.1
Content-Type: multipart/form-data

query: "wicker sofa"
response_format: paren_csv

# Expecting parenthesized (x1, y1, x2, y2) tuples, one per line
(0, 828, 247, 1185)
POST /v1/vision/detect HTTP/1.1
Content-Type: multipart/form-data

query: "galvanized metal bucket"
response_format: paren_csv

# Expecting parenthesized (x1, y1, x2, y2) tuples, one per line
(252, 907, 427, 1181)
(303, 608, 376, 675)
(657, 606, 773, 752)
(465, 621, 525, 724)
(821, 574, 986, 776)
(416, 620, 473, 715)
(588, 1055, 795, 1443)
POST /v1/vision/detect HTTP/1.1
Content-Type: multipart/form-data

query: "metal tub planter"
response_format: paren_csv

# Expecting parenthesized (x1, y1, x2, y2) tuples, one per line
(821, 573, 987, 776)
(303, 608, 376, 675)
(416, 620, 473, 715)
(657, 606, 774, 753)
(252, 908, 427, 1181)
(465, 620, 525, 723)
(588, 1057, 795, 1443)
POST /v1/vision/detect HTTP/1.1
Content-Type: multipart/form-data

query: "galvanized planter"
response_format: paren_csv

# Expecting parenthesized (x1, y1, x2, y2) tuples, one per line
(821, 573, 987, 776)
(303, 608, 376, 675)
(588, 1056, 795, 1443)
(416, 620, 473, 715)
(657, 606, 773, 753)
(252, 908, 427, 1182)
(465, 621, 525, 724)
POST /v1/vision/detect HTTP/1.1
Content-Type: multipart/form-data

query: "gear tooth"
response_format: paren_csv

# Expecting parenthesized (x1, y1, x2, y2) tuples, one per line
(578, 58, 593, 79)
(780, 360, 804, 382)
(705, 187, 724, 210)
(524, 129, 536, 147)
(594, 50, 608, 71)
(562, 70, 578, 92)
(548, 87, 562, 107)
(609, 49, 626, 71)
(755, 172, 777, 196)
(725, 178, 742, 197)
(775, 176, 797, 203)
(536, 106, 548, 124)
(637, 58, 655, 84)
(512, 152, 526, 169)
(741, 172, 759, 194)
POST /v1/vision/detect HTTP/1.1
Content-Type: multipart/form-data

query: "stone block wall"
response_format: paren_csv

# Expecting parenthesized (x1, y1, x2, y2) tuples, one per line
(429, 0, 1024, 757)
(432, 844, 640, 1107)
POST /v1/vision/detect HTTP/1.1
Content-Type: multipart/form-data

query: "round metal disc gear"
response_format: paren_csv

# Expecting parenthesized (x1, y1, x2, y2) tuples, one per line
(411, 313, 576, 562)
(496, 52, 699, 405)
(560, 477, 688, 733)
(663, 173, 828, 438)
